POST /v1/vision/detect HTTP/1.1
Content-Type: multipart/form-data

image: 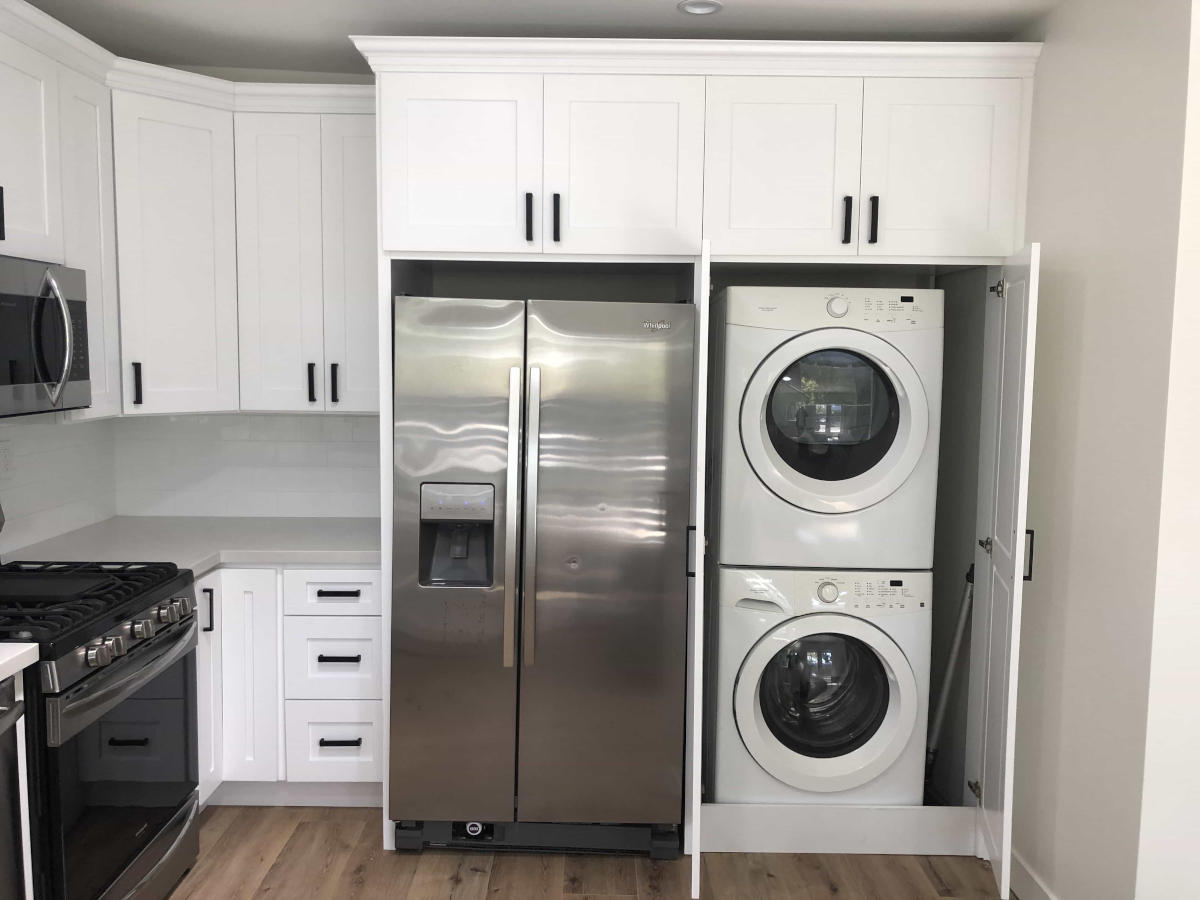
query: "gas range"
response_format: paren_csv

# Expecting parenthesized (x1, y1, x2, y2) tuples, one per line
(0, 561, 196, 694)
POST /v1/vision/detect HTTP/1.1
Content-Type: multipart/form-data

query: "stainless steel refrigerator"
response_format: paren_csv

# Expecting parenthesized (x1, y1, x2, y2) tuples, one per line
(391, 296, 694, 854)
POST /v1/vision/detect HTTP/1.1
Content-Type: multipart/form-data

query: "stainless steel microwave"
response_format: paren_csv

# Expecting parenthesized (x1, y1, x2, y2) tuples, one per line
(0, 256, 90, 418)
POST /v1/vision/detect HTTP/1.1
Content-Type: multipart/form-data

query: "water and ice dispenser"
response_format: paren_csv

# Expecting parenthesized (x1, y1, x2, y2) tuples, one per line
(418, 483, 495, 587)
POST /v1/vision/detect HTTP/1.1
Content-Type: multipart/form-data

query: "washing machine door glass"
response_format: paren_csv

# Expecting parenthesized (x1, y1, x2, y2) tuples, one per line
(765, 350, 899, 482)
(758, 632, 890, 758)
(741, 329, 929, 514)
(735, 614, 919, 793)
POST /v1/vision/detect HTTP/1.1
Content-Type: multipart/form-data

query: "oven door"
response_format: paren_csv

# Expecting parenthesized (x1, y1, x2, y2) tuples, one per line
(0, 257, 91, 418)
(41, 621, 199, 900)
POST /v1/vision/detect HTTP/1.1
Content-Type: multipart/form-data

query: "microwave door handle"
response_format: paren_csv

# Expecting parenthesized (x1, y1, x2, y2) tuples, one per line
(39, 270, 73, 406)
(0, 700, 24, 738)
(44, 621, 197, 747)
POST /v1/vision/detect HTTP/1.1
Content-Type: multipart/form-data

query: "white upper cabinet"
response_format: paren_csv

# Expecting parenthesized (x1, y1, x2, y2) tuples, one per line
(113, 90, 239, 415)
(58, 68, 121, 421)
(0, 33, 62, 263)
(321, 114, 378, 412)
(542, 74, 705, 255)
(379, 72, 543, 254)
(235, 113, 326, 412)
(859, 77, 1023, 258)
(704, 76, 864, 256)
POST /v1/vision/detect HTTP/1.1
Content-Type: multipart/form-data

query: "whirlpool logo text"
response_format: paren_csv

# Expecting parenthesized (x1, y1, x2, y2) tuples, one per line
(642, 320, 672, 331)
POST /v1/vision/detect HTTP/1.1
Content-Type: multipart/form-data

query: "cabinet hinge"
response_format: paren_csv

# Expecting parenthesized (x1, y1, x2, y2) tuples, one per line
(968, 780, 982, 802)
(989, 279, 1005, 298)
(978, 537, 993, 554)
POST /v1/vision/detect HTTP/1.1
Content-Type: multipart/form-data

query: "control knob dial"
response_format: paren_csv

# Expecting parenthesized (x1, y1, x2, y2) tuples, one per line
(817, 581, 841, 604)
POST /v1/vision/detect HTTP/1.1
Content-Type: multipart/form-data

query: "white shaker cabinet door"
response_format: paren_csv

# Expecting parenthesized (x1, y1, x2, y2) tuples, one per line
(235, 112, 326, 412)
(112, 90, 239, 414)
(0, 33, 62, 262)
(704, 76, 863, 256)
(194, 571, 223, 804)
(219, 568, 280, 782)
(379, 73, 542, 254)
(59, 68, 121, 421)
(321, 114, 378, 412)
(859, 77, 1023, 258)
(542, 74, 705, 255)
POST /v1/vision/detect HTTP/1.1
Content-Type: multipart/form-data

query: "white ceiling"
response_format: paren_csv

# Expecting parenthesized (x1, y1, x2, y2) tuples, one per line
(30, 0, 1058, 77)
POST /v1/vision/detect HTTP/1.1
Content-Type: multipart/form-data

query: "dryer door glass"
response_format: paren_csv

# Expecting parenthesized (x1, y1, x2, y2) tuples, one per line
(765, 349, 899, 482)
(758, 633, 889, 758)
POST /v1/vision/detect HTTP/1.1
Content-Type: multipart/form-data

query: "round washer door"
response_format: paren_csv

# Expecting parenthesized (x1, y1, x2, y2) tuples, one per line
(740, 329, 929, 513)
(734, 613, 918, 793)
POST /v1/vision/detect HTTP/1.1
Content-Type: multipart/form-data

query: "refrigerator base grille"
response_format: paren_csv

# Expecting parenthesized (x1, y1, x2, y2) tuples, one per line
(393, 820, 681, 859)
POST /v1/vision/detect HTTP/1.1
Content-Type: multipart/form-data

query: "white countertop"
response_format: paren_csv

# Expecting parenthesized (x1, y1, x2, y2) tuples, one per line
(9, 516, 381, 577)
(0, 643, 38, 682)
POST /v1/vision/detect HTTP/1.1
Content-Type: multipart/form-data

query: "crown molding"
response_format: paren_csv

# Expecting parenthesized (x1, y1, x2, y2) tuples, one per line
(352, 36, 1042, 79)
(107, 58, 236, 109)
(0, 0, 113, 81)
(233, 83, 375, 114)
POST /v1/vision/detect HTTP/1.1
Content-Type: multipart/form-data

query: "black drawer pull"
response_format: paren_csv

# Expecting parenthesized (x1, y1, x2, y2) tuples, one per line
(842, 196, 853, 244)
(132, 361, 143, 405)
(319, 738, 362, 748)
(317, 654, 361, 664)
(868, 195, 880, 244)
(109, 737, 150, 748)
(307, 362, 317, 403)
(330, 362, 339, 403)
(202, 587, 215, 633)
(316, 589, 361, 598)
(525, 192, 533, 242)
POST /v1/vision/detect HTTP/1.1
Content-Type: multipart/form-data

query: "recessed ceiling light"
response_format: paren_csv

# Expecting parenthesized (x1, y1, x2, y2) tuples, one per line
(677, 0, 723, 15)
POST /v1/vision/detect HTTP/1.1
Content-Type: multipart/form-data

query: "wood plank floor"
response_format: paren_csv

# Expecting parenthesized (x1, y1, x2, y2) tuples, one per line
(170, 806, 1001, 900)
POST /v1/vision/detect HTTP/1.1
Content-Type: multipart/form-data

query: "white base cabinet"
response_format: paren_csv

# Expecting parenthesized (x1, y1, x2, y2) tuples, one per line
(284, 700, 384, 783)
(195, 571, 223, 804)
(218, 568, 279, 782)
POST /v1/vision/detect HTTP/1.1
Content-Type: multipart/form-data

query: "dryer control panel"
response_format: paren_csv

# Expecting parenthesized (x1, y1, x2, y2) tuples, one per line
(799, 570, 932, 617)
(724, 286, 945, 333)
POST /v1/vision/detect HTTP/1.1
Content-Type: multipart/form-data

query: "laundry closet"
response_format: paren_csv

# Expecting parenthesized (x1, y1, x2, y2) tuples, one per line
(356, 35, 1041, 900)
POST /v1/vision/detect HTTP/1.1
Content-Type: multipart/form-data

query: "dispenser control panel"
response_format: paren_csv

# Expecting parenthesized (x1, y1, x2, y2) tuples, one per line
(420, 483, 495, 521)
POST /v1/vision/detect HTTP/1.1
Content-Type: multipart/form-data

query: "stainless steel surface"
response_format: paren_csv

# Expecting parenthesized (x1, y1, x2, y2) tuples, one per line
(391, 296, 525, 823)
(0, 677, 23, 899)
(45, 620, 197, 746)
(516, 300, 695, 825)
(521, 366, 541, 667)
(99, 791, 199, 900)
(39, 269, 72, 407)
(503, 366, 521, 669)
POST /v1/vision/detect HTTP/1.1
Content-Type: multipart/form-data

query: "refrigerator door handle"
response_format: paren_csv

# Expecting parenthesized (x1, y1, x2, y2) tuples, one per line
(503, 365, 521, 668)
(522, 365, 542, 667)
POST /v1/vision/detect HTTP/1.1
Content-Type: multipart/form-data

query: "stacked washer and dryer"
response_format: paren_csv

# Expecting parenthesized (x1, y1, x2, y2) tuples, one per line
(711, 285, 943, 808)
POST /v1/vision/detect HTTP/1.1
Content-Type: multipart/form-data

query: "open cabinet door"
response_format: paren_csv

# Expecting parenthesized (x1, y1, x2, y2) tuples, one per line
(970, 243, 1040, 897)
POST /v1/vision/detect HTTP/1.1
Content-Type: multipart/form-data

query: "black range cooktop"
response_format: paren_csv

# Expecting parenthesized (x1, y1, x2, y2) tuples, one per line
(0, 561, 189, 655)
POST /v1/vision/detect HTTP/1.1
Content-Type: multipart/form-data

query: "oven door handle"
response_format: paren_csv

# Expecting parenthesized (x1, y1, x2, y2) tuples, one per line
(0, 700, 24, 737)
(45, 621, 197, 747)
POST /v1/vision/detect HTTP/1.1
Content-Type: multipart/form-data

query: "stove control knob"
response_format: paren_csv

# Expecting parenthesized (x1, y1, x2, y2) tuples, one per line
(174, 596, 193, 616)
(86, 643, 113, 668)
(817, 581, 841, 604)
(104, 636, 128, 657)
(132, 619, 156, 640)
(156, 605, 179, 625)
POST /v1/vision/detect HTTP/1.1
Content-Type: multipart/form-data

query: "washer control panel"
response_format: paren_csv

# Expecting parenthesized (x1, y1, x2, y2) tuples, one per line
(800, 571, 931, 616)
(725, 286, 944, 333)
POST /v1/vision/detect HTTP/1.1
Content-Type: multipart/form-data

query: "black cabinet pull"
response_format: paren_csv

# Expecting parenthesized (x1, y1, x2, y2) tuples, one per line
(842, 196, 853, 244)
(868, 195, 880, 244)
(132, 362, 143, 405)
(525, 192, 533, 242)
(0, 186, 5, 241)
(319, 738, 363, 748)
(108, 737, 150, 748)
(552, 193, 561, 243)
(307, 363, 317, 403)
(317, 654, 361, 664)
(330, 363, 339, 403)
(202, 587, 215, 633)
(1024, 529, 1036, 582)
(316, 589, 361, 598)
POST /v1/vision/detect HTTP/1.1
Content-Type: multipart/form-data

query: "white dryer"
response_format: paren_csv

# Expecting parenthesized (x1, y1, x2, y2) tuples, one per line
(713, 566, 931, 805)
(714, 286, 943, 569)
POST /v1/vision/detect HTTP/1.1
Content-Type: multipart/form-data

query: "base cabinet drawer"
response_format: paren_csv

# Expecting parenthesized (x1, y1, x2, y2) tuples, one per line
(284, 700, 383, 782)
(284, 616, 382, 699)
(283, 569, 382, 616)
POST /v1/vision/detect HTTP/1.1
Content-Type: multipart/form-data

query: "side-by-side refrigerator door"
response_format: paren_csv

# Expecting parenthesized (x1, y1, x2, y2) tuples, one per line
(391, 296, 525, 823)
(518, 299, 695, 825)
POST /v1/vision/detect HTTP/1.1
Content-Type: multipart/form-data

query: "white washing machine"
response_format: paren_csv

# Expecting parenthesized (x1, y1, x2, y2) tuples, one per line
(713, 566, 931, 805)
(714, 286, 943, 569)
